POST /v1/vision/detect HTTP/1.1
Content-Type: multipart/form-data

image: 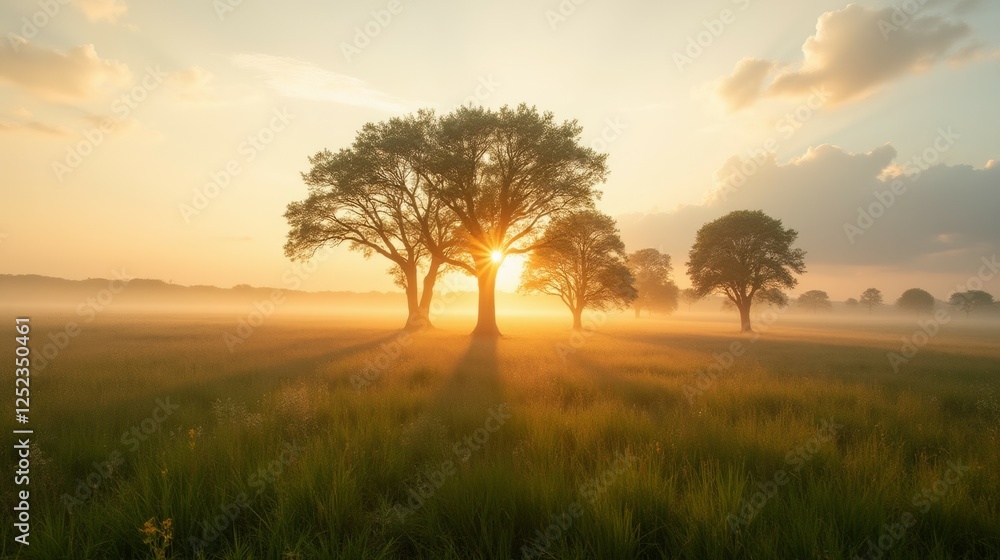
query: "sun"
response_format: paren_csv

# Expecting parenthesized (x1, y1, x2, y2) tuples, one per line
(490, 250, 504, 263)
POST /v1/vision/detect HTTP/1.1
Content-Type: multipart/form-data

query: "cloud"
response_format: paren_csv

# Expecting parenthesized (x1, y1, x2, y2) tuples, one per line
(716, 57, 776, 112)
(617, 144, 999, 277)
(0, 38, 130, 101)
(0, 119, 71, 136)
(167, 66, 215, 100)
(714, 4, 983, 110)
(71, 0, 127, 23)
(231, 53, 417, 112)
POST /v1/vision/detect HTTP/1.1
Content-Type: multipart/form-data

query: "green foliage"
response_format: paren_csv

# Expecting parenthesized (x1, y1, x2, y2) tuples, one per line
(898, 288, 936, 314)
(687, 210, 806, 330)
(949, 290, 995, 317)
(519, 210, 636, 327)
(627, 248, 680, 316)
(797, 290, 832, 313)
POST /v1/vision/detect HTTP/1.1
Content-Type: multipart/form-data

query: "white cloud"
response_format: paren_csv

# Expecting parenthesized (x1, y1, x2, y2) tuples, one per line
(0, 37, 130, 101)
(618, 144, 1000, 275)
(714, 4, 987, 110)
(231, 53, 418, 113)
(71, 0, 128, 23)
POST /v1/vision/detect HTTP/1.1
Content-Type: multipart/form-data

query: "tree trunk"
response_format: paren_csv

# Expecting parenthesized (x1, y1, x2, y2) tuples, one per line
(403, 266, 423, 331)
(415, 258, 443, 330)
(634, 306, 641, 318)
(738, 301, 753, 333)
(572, 308, 583, 330)
(472, 263, 501, 337)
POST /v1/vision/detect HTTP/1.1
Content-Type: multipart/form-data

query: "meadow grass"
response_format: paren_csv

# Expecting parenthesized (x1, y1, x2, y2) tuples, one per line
(1, 311, 998, 559)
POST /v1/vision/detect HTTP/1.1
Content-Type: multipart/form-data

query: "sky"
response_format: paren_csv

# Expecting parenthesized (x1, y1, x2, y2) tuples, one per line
(0, 0, 998, 301)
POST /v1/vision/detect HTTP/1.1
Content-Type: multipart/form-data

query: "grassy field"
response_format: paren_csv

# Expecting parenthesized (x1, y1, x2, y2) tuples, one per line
(1, 311, 999, 559)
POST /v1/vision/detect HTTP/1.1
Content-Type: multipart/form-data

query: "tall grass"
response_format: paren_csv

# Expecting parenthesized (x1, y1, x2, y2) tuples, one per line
(1, 313, 998, 559)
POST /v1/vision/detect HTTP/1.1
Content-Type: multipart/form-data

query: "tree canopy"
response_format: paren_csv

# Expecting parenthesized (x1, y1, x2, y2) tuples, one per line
(949, 290, 994, 317)
(859, 288, 883, 314)
(797, 290, 832, 313)
(519, 210, 636, 329)
(897, 288, 935, 315)
(687, 210, 806, 332)
(286, 105, 607, 336)
(628, 248, 680, 317)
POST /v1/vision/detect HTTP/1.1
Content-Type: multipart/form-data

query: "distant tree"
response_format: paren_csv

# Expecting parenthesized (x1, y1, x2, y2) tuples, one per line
(897, 288, 935, 315)
(949, 290, 995, 317)
(845, 297, 859, 308)
(859, 288, 883, 315)
(681, 288, 701, 311)
(418, 105, 607, 336)
(519, 210, 636, 329)
(797, 290, 832, 313)
(627, 248, 680, 317)
(687, 210, 806, 332)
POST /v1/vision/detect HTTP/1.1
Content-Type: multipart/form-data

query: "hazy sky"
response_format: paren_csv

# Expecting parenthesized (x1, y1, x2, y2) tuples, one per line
(1, 0, 997, 300)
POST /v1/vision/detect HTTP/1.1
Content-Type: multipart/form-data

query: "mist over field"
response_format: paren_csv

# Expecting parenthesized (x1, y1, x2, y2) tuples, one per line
(3, 0, 1000, 558)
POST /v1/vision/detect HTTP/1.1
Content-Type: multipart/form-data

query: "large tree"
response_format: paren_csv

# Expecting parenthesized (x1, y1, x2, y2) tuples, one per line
(519, 210, 636, 329)
(797, 290, 832, 313)
(859, 288, 883, 315)
(897, 288, 935, 315)
(416, 105, 608, 336)
(687, 210, 806, 332)
(284, 113, 461, 330)
(949, 290, 994, 317)
(627, 248, 680, 317)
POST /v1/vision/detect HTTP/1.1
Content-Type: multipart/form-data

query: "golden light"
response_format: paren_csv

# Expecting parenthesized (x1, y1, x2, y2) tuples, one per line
(490, 250, 504, 263)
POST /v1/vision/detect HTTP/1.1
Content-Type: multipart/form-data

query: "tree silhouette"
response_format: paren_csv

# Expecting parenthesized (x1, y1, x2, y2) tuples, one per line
(859, 288, 883, 315)
(519, 210, 636, 329)
(681, 288, 701, 311)
(897, 288, 935, 315)
(284, 113, 461, 330)
(627, 248, 680, 318)
(949, 290, 994, 317)
(845, 297, 859, 308)
(797, 290, 832, 313)
(417, 105, 607, 336)
(687, 210, 806, 332)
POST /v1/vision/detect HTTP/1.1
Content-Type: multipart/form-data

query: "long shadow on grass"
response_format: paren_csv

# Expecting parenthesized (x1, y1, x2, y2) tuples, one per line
(46, 330, 407, 428)
(428, 336, 505, 431)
